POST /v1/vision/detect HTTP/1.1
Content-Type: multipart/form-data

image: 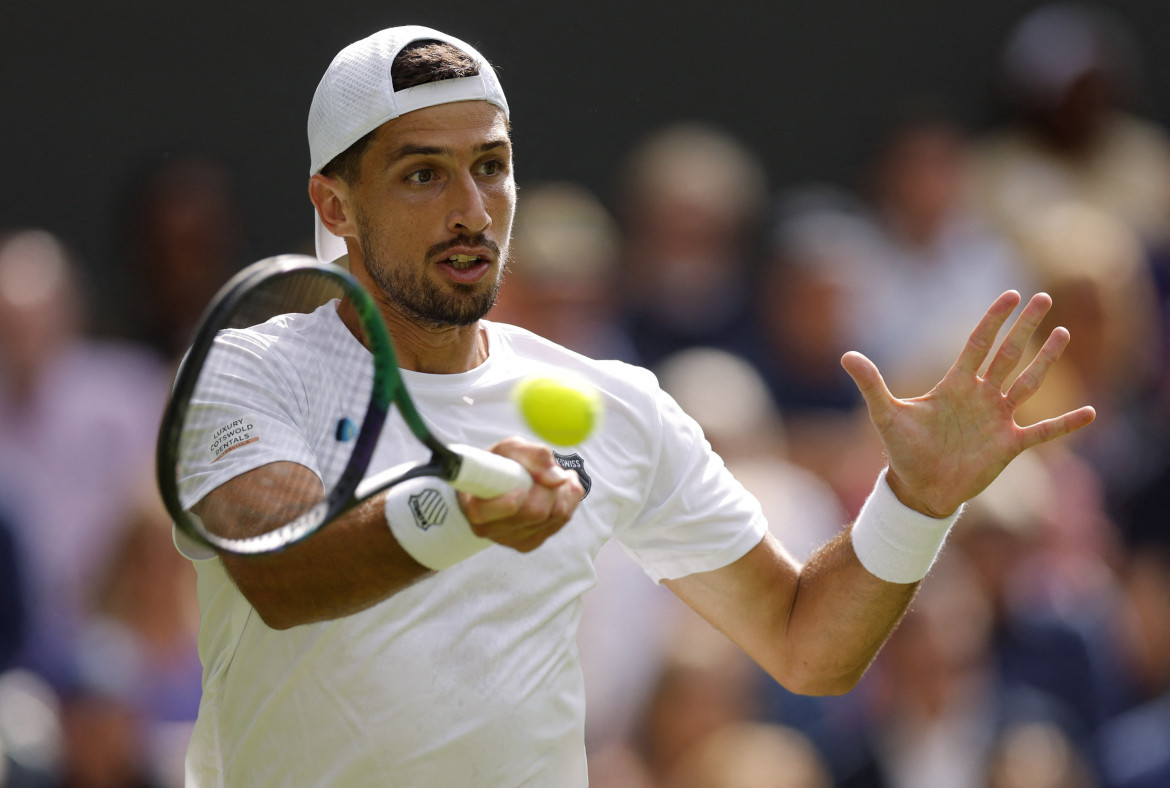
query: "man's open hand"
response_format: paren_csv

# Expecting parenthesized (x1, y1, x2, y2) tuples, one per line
(842, 291, 1096, 517)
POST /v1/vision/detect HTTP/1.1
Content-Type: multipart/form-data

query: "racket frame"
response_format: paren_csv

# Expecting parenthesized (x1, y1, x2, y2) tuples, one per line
(156, 256, 487, 555)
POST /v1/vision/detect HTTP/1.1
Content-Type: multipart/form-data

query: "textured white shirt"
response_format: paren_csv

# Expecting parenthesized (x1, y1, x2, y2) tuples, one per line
(175, 303, 767, 787)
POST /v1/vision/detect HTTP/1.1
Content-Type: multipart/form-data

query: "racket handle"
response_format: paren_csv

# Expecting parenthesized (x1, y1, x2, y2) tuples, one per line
(449, 444, 534, 499)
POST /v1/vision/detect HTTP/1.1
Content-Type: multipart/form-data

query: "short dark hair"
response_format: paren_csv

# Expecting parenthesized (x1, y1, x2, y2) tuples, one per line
(320, 40, 480, 184)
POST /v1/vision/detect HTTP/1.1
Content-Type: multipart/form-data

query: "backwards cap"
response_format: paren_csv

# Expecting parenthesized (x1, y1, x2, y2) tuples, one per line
(307, 25, 510, 264)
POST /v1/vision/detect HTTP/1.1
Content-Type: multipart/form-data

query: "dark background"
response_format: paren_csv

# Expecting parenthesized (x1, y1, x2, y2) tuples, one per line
(4, 0, 1170, 326)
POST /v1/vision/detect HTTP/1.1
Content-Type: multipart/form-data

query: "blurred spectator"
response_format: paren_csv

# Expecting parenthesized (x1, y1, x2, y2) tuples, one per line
(1013, 202, 1164, 510)
(492, 181, 636, 361)
(1111, 397, 1170, 554)
(630, 621, 762, 788)
(848, 101, 1034, 395)
(986, 720, 1098, 788)
(0, 229, 170, 688)
(669, 721, 833, 788)
(75, 479, 201, 787)
(0, 508, 28, 673)
(0, 668, 61, 786)
(112, 152, 248, 360)
(56, 686, 162, 788)
(578, 536, 678, 776)
(613, 122, 768, 368)
(971, 2, 1170, 257)
(971, 5, 1170, 507)
(754, 186, 890, 512)
(953, 451, 1128, 755)
(1019, 202, 1160, 405)
(758, 185, 871, 417)
(1096, 543, 1170, 788)
(838, 552, 1085, 788)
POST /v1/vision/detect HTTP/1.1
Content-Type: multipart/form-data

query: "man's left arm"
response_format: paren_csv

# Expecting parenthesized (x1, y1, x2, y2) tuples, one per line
(667, 291, 1095, 695)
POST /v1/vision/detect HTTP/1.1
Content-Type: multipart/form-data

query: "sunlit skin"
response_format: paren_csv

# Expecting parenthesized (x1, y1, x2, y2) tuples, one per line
(309, 100, 517, 374)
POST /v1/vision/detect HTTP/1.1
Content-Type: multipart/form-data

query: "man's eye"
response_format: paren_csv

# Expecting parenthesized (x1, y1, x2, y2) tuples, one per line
(407, 169, 435, 184)
(480, 160, 503, 176)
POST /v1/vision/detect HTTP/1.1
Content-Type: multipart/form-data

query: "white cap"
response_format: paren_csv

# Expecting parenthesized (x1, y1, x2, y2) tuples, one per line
(307, 25, 510, 264)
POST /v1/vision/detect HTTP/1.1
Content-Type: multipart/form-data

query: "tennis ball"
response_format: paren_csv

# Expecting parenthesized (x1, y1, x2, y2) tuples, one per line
(514, 373, 602, 446)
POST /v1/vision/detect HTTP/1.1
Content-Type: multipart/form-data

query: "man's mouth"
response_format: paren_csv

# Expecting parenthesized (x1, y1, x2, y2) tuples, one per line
(447, 253, 482, 270)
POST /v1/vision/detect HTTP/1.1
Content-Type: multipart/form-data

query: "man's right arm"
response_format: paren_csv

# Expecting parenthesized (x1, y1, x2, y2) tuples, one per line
(193, 439, 582, 629)
(193, 460, 430, 629)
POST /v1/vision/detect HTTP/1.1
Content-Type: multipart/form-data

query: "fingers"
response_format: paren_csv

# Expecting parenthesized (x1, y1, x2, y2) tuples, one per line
(1004, 325, 1069, 409)
(953, 291, 1023, 376)
(983, 293, 1053, 388)
(1018, 405, 1097, 452)
(969, 301, 1094, 450)
(467, 478, 582, 551)
(841, 350, 896, 426)
(486, 436, 574, 488)
(461, 436, 584, 552)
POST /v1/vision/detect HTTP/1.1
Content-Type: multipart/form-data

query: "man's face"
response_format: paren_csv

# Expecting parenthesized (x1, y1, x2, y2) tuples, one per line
(347, 100, 515, 327)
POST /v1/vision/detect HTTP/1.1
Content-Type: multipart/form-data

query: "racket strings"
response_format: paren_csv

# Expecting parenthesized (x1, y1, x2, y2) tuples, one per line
(174, 270, 376, 546)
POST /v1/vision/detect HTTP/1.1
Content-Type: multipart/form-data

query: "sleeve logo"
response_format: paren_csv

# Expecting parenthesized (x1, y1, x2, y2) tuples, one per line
(210, 418, 258, 462)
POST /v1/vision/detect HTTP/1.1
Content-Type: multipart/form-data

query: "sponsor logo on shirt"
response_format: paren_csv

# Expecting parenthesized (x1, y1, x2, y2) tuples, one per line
(210, 418, 257, 462)
(335, 417, 357, 442)
(554, 452, 591, 499)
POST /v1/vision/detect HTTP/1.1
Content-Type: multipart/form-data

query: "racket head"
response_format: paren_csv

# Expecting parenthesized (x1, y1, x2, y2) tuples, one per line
(156, 254, 401, 554)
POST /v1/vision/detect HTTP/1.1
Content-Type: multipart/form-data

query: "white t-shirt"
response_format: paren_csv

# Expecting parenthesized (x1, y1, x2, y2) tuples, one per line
(175, 302, 767, 787)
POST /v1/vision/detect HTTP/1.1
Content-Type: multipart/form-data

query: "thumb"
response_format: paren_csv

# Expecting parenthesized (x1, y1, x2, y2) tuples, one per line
(841, 351, 895, 420)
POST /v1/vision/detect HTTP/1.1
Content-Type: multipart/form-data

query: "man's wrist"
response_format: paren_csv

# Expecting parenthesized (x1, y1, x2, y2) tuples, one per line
(883, 466, 958, 519)
(383, 477, 492, 570)
(851, 468, 963, 584)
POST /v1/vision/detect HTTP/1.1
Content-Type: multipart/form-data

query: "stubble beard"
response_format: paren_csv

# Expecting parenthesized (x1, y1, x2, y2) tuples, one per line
(357, 209, 503, 328)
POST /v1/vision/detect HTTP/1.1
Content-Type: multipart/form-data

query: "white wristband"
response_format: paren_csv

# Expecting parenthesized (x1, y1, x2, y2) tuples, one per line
(383, 477, 492, 570)
(851, 468, 963, 584)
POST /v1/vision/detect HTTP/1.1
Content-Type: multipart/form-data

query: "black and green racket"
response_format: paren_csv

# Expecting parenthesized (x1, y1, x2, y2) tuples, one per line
(156, 254, 531, 555)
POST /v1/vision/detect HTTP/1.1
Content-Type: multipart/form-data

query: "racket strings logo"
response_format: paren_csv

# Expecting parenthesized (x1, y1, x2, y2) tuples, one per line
(209, 418, 258, 463)
(408, 488, 449, 531)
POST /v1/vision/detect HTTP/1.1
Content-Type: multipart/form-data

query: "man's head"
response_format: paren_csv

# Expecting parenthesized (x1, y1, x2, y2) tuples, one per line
(307, 26, 514, 329)
(308, 26, 509, 265)
(318, 41, 482, 187)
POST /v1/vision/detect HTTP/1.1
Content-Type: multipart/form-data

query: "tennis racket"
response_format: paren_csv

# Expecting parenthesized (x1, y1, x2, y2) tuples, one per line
(156, 254, 532, 555)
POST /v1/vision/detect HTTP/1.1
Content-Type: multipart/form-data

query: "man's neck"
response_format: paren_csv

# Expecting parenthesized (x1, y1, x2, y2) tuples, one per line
(384, 314, 489, 374)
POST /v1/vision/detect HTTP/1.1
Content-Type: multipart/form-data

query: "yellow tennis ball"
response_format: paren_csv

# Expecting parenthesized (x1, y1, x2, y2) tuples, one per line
(514, 374, 602, 446)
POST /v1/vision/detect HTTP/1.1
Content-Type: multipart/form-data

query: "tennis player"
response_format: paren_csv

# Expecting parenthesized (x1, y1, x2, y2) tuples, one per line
(174, 25, 1095, 786)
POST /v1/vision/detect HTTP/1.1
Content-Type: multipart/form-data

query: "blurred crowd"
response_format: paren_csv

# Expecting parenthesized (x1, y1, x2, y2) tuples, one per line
(2, 3, 1170, 786)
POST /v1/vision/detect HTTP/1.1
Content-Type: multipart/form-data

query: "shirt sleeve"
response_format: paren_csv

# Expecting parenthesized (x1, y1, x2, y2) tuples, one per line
(176, 329, 321, 512)
(613, 380, 768, 583)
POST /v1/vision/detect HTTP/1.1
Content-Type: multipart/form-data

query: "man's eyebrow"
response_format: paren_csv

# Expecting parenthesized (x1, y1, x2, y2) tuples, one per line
(389, 138, 511, 162)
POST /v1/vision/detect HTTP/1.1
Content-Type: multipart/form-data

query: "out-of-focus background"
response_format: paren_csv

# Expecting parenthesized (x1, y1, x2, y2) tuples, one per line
(3, 2, 1170, 786)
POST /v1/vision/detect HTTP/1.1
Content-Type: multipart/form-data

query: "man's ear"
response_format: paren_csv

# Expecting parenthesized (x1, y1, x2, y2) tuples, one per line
(308, 174, 355, 240)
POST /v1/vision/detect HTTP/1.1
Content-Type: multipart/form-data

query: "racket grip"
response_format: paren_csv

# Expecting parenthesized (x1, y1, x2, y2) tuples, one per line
(449, 444, 534, 499)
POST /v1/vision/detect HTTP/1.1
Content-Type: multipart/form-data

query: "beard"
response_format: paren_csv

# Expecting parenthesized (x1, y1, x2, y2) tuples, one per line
(356, 208, 504, 328)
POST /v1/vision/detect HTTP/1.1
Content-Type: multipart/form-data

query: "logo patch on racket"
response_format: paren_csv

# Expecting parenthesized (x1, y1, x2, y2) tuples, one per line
(408, 488, 448, 530)
(554, 452, 591, 499)
(209, 418, 258, 463)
